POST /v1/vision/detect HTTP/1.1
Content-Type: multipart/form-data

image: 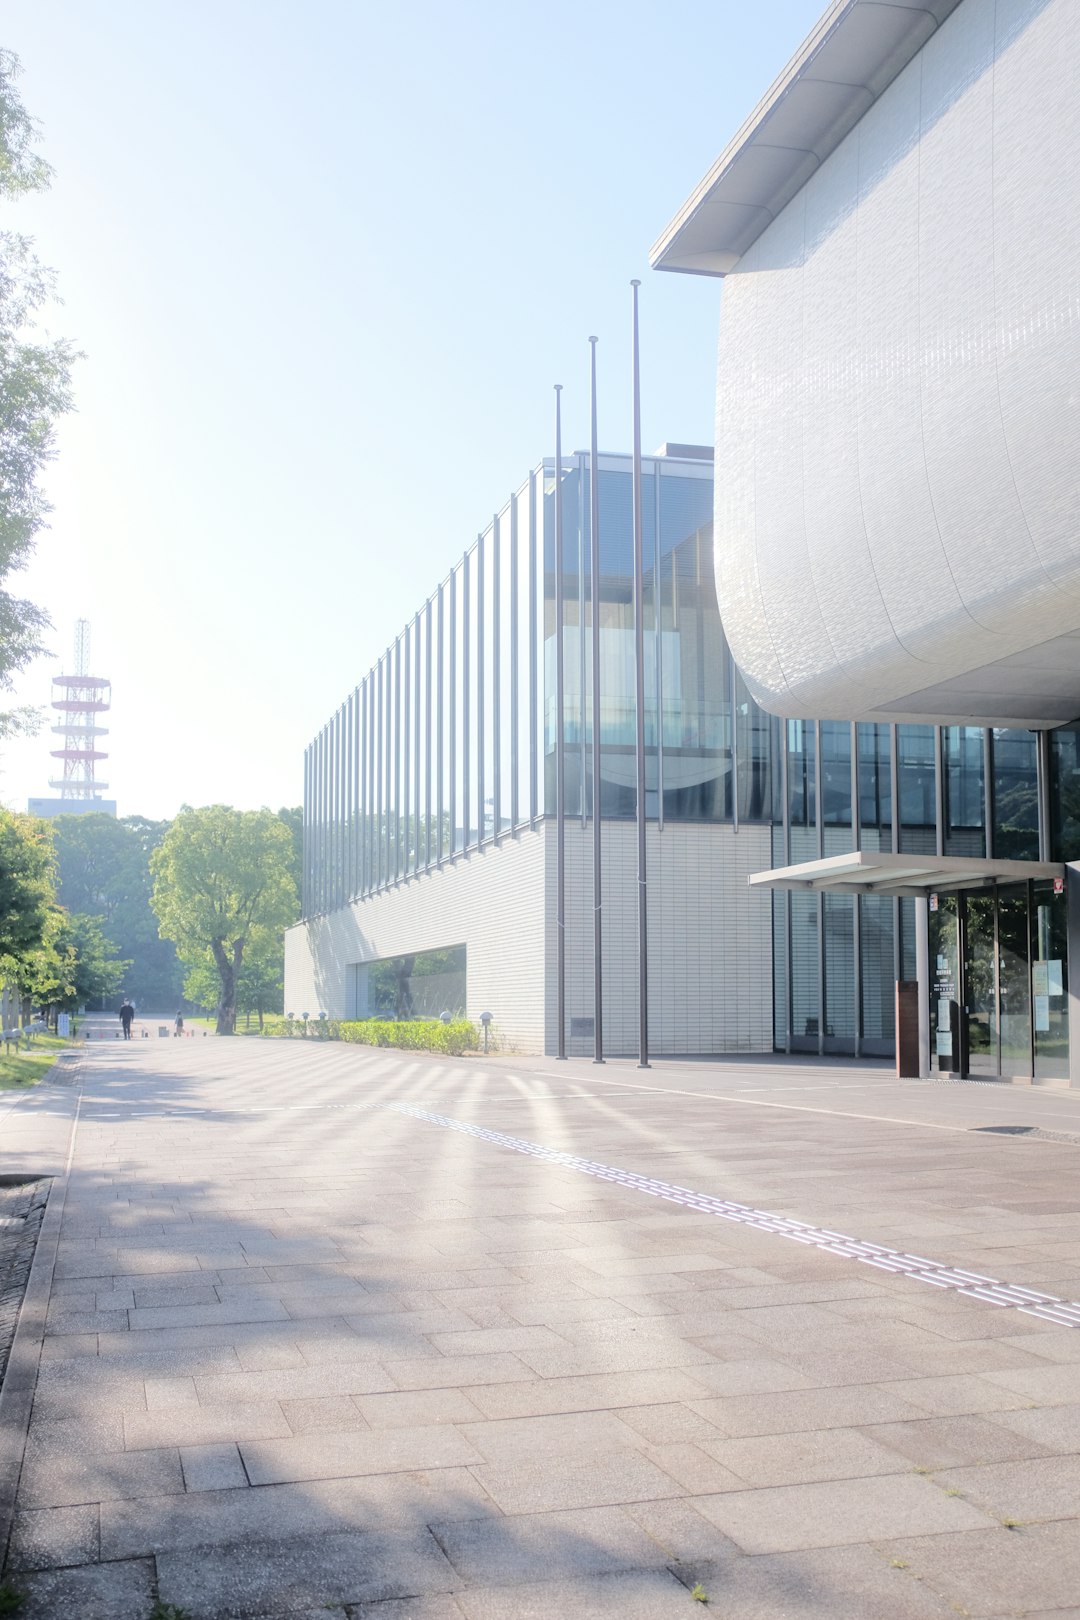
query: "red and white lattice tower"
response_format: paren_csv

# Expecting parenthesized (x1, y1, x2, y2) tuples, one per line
(49, 619, 111, 801)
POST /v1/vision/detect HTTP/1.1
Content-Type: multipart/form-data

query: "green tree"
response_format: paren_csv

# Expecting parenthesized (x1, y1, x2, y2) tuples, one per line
(182, 925, 284, 1031)
(150, 806, 298, 1035)
(0, 52, 77, 733)
(52, 812, 183, 1008)
(0, 809, 54, 964)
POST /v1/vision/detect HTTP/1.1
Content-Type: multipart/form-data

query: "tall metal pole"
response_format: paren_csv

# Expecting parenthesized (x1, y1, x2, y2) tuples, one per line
(631, 281, 650, 1069)
(554, 385, 567, 1060)
(589, 337, 604, 1064)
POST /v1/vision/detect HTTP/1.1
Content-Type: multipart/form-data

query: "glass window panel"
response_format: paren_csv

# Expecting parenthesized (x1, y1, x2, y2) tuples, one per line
(857, 723, 892, 851)
(859, 895, 895, 1044)
(480, 526, 495, 840)
(944, 725, 985, 856)
(820, 721, 852, 832)
(787, 721, 815, 827)
(1049, 724, 1080, 860)
(824, 893, 855, 1042)
(358, 944, 467, 1020)
(658, 470, 734, 823)
(401, 625, 411, 878)
(991, 728, 1038, 859)
(466, 549, 479, 846)
(498, 508, 514, 834)
(898, 724, 936, 853)
(1033, 878, 1069, 1080)
(451, 564, 465, 854)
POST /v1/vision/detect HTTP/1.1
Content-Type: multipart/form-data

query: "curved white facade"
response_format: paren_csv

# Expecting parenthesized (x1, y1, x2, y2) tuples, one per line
(714, 0, 1080, 726)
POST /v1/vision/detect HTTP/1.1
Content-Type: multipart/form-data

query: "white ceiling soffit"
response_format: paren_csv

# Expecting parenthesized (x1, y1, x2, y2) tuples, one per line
(651, 0, 964, 276)
(749, 850, 1065, 898)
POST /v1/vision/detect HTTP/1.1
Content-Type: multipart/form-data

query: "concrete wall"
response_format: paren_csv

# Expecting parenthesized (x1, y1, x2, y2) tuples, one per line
(714, 0, 1080, 727)
(284, 828, 548, 1052)
(550, 820, 774, 1057)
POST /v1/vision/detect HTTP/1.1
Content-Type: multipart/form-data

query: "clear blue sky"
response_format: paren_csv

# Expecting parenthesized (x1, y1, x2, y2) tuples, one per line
(1, 0, 822, 820)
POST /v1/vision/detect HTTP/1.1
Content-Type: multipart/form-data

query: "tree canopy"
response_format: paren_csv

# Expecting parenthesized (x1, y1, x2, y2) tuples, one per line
(0, 51, 77, 733)
(149, 806, 298, 1035)
(52, 812, 184, 1008)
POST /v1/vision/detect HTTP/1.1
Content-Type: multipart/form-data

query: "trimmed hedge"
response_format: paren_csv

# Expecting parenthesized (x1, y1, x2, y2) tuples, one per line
(268, 1016, 476, 1056)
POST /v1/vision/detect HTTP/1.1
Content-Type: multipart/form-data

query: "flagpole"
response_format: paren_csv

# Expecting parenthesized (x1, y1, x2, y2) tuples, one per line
(589, 337, 604, 1065)
(554, 384, 567, 1061)
(631, 282, 650, 1069)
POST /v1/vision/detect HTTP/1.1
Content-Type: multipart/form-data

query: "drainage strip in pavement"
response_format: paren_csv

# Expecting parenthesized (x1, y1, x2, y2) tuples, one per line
(378, 1101, 1080, 1331)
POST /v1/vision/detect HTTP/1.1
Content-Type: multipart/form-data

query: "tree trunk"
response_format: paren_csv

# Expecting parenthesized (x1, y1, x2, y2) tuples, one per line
(211, 939, 239, 1035)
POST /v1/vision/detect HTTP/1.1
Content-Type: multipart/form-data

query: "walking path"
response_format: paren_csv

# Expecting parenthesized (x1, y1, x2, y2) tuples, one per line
(2, 1040, 1080, 1618)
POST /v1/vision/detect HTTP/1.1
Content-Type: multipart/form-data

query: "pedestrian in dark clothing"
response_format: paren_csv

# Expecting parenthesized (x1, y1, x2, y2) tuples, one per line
(119, 1000, 135, 1039)
(174, 1011, 184, 1037)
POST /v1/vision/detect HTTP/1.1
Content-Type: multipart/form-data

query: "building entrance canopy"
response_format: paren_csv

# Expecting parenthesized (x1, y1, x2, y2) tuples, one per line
(749, 850, 1064, 899)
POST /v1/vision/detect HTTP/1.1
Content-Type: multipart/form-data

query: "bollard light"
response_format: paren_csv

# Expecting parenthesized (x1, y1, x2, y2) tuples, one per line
(479, 1010, 493, 1054)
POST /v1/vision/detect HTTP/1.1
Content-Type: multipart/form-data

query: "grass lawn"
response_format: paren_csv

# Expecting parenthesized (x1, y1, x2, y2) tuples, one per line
(182, 1016, 268, 1037)
(0, 1034, 74, 1091)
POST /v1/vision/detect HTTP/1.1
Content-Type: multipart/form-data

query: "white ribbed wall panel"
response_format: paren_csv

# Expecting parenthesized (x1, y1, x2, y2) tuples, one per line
(285, 820, 775, 1057)
(546, 821, 774, 1058)
(715, 0, 1080, 727)
(285, 830, 547, 1053)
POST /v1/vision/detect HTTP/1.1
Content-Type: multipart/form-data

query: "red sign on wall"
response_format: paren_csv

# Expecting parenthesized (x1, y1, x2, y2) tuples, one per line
(1054, 876, 1065, 895)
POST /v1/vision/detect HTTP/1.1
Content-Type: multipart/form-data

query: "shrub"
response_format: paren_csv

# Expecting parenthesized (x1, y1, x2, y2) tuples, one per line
(268, 1017, 476, 1056)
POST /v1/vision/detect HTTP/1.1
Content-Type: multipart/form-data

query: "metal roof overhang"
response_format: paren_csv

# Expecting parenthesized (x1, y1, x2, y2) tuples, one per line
(749, 850, 1065, 899)
(650, 0, 964, 277)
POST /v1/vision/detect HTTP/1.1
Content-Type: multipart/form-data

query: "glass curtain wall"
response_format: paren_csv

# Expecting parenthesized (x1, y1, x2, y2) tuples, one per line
(301, 451, 774, 922)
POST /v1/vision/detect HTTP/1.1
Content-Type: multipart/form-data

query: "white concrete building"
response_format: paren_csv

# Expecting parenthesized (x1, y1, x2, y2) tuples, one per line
(654, 0, 1080, 1084)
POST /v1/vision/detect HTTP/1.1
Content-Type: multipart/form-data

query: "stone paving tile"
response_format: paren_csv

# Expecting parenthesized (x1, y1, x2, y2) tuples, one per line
(693, 1472, 995, 1553)
(381, 1353, 535, 1391)
(876, 1373, 1033, 1418)
(468, 1449, 683, 1514)
(887, 1521, 1080, 1613)
(688, 1383, 930, 1438)
(356, 1390, 487, 1429)
(352, 1600, 465, 1620)
(635, 1441, 747, 1494)
(180, 1441, 249, 1491)
(195, 1364, 396, 1403)
(431, 1503, 671, 1584)
(157, 1526, 457, 1615)
(14, 1555, 156, 1620)
(7, 1503, 100, 1572)
(459, 1367, 715, 1420)
(18, 1444, 184, 1509)
(454, 1568, 698, 1618)
(935, 1453, 1080, 1521)
(282, 1395, 373, 1434)
(704, 1425, 911, 1486)
(100, 1469, 499, 1561)
(611, 1400, 725, 1447)
(458, 1411, 639, 1464)
(241, 1424, 485, 1485)
(670, 1543, 958, 1620)
(992, 1400, 1080, 1454)
(863, 1413, 1054, 1469)
(124, 1399, 291, 1450)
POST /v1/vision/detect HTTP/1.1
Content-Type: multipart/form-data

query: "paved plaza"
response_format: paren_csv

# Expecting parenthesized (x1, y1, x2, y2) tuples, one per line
(1, 1038, 1080, 1617)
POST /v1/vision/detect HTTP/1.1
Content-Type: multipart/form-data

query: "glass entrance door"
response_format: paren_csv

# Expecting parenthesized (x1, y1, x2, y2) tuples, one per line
(963, 893, 998, 1076)
(997, 884, 1032, 1078)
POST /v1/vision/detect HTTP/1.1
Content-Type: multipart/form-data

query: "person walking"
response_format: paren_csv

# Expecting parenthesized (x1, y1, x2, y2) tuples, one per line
(174, 1010, 184, 1038)
(119, 999, 135, 1040)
